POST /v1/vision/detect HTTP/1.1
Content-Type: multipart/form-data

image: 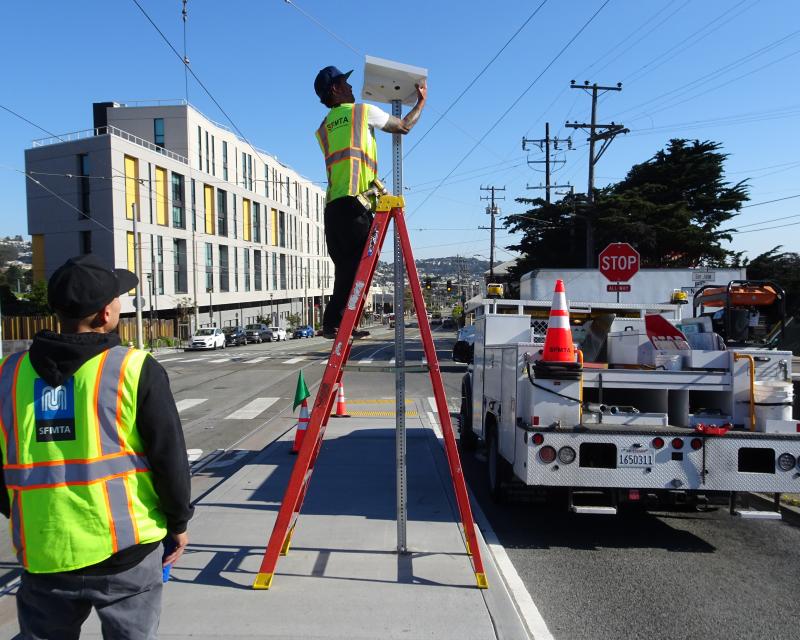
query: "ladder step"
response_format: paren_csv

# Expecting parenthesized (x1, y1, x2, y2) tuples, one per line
(570, 505, 618, 515)
(733, 509, 782, 520)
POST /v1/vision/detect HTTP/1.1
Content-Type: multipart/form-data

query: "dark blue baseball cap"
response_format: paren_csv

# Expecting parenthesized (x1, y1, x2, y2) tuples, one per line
(314, 66, 352, 100)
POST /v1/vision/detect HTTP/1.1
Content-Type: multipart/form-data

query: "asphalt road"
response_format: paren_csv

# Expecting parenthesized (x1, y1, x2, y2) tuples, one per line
(1, 325, 797, 640)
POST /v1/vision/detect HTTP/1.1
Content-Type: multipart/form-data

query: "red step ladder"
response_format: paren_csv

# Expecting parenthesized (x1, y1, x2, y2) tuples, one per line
(252, 196, 487, 590)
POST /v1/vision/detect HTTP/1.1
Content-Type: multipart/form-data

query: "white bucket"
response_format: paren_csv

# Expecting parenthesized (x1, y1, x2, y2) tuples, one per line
(655, 353, 682, 371)
(753, 381, 794, 430)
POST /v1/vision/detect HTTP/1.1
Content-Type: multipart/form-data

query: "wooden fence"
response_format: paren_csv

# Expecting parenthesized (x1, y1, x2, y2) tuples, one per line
(2, 315, 176, 345)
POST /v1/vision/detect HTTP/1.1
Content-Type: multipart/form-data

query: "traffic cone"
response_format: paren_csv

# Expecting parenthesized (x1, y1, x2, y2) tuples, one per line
(542, 279, 575, 362)
(291, 398, 310, 454)
(330, 382, 350, 418)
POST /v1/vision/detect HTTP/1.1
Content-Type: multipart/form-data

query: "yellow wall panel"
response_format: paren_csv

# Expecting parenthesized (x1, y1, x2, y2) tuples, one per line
(271, 208, 278, 246)
(124, 155, 139, 220)
(126, 232, 136, 294)
(243, 199, 251, 242)
(155, 166, 167, 225)
(204, 185, 215, 235)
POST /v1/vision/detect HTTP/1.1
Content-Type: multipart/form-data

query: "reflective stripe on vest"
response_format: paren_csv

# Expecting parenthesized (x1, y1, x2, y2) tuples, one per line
(0, 346, 167, 572)
(315, 103, 378, 202)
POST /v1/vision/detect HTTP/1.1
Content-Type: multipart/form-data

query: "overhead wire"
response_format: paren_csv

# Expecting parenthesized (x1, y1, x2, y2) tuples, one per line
(407, 0, 612, 220)
(0, 104, 62, 140)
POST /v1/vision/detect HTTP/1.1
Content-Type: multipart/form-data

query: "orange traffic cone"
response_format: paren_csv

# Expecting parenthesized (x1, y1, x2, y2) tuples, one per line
(291, 398, 310, 454)
(542, 279, 575, 362)
(330, 382, 350, 418)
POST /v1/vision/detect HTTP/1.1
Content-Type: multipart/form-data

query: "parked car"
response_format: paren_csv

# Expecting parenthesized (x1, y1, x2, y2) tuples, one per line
(442, 317, 456, 329)
(187, 327, 226, 350)
(244, 323, 270, 343)
(293, 325, 314, 339)
(452, 325, 475, 363)
(223, 326, 248, 346)
(265, 326, 287, 342)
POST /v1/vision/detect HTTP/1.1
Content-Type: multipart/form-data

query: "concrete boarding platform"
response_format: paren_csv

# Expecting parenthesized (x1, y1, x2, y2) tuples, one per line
(50, 413, 533, 639)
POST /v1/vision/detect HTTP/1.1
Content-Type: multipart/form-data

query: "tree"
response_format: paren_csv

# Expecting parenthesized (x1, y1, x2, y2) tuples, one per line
(746, 247, 800, 318)
(27, 280, 50, 315)
(505, 139, 749, 280)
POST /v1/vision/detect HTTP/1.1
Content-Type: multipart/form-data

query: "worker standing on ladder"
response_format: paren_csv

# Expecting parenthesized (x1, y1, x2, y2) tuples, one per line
(314, 65, 427, 339)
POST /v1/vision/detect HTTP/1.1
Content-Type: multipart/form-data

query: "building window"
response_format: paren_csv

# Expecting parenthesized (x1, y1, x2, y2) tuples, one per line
(254, 250, 262, 290)
(219, 245, 229, 292)
(241, 152, 247, 189)
(78, 154, 90, 218)
(80, 230, 92, 255)
(264, 164, 269, 197)
(279, 254, 286, 290)
(154, 118, 165, 148)
(272, 253, 278, 290)
(197, 126, 202, 170)
(279, 211, 286, 248)
(232, 195, 237, 240)
(244, 249, 251, 292)
(174, 238, 187, 293)
(157, 236, 164, 294)
(234, 248, 239, 292)
(222, 141, 228, 181)
(205, 243, 213, 292)
(205, 131, 210, 174)
(252, 202, 261, 243)
(124, 155, 139, 220)
(247, 154, 253, 190)
(211, 135, 216, 176)
(171, 172, 185, 229)
(217, 189, 228, 237)
(190, 178, 196, 231)
(155, 166, 168, 225)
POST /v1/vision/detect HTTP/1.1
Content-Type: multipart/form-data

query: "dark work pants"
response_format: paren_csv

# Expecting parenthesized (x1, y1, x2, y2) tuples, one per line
(17, 545, 163, 640)
(323, 196, 373, 331)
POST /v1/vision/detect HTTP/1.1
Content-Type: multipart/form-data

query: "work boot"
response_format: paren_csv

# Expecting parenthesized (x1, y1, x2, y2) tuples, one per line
(322, 327, 338, 339)
(352, 329, 370, 339)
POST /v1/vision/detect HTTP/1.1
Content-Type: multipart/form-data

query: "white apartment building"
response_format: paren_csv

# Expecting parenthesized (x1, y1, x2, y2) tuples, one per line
(25, 101, 332, 333)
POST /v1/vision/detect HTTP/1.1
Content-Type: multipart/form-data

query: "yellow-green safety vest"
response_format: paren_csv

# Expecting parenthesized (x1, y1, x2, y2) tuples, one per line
(316, 103, 378, 203)
(0, 346, 167, 573)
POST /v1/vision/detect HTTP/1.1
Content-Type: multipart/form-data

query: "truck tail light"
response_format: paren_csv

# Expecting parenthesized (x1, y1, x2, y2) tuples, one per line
(690, 438, 703, 451)
(652, 437, 665, 449)
(672, 438, 684, 450)
(532, 433, 544, 446)
(539, 446, 557, 463)
(557, 446, 576, 464)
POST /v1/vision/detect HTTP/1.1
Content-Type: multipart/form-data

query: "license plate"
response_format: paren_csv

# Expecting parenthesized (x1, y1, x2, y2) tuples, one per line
(618, 447, 655, 468)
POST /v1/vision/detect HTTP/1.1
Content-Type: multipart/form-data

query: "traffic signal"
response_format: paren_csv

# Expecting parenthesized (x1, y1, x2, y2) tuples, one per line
(425, 277, 431, 290)
(446, 280, 452, 292)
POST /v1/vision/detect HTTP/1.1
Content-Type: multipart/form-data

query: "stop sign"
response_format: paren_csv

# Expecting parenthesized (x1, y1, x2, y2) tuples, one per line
(599, 243, 640, 282)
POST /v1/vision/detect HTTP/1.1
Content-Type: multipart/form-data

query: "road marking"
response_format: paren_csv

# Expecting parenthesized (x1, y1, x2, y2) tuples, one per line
(180, 358, 206, 363)
(186, 448, 203, 462)
(319, 359, 328, 365)
(347, 410, 419, 417)
(348, 398, 413, 404)
(226, 397, 280, 420)
(158, 357, 182, 363)
(358, 358, 374, 364)
(283, 357, 305, 364)
(428, 396, 458, 414)
(427, 411, 443, 438)
(246, 357, 269, 364)
(208, 358, 230, 363)
(176, 399, 207, 413)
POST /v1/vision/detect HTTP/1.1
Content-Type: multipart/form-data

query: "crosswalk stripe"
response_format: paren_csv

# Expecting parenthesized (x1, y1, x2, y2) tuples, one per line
(208, 358, 230, 363)
(158, 357, 182, 363)
(180, 358, 206, 363)
(225, 397, 280, 420)
(176, 398, 207, 413)
(246, 357, 269, 364)
(283, 357, 305, 364)
(358, 358, 374, 364)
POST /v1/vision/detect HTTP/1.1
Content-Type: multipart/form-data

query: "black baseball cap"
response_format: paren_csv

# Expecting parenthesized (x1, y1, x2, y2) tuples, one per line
(48, 254, 138, 318)
(314, 65, 352, 100)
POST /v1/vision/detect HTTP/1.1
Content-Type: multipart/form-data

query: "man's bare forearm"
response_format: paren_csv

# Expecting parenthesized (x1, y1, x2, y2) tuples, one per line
(382, 83, 427, 134)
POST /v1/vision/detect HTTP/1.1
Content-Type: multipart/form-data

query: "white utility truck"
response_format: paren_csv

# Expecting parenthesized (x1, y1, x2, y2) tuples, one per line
(460, 297, 798, 515)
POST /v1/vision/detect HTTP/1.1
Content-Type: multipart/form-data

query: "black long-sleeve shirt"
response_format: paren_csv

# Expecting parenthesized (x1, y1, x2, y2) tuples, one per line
(0, 330, 194, 573)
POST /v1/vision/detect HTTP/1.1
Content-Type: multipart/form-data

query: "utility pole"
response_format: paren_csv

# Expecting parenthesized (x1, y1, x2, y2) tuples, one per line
(565, 80, 628, 266)
(131, 203, 144, 349)
(479, 186, 505, 281)
(522, 123, 571, 204)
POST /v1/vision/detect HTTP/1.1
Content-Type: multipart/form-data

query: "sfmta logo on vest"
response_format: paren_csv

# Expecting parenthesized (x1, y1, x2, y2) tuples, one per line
(34, 378, 76, 442)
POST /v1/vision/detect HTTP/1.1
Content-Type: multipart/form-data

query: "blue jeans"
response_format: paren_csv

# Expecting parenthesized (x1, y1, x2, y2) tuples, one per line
(17, 544, 163, 640)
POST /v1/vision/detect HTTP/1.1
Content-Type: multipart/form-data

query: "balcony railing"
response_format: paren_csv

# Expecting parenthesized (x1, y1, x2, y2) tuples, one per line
(32, 125, 189, 165)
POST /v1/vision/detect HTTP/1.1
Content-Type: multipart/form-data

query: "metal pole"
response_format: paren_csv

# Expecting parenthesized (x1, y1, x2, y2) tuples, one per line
(392, 98, 407, 554)
(132, 203, 144, 349)
(147, 273, 154, 351)
(545, 121, 551, 204)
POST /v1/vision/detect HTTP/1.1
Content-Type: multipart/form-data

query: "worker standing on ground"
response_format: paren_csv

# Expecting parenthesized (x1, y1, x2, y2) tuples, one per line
(314, 65, 427, 339)
(0, 254, 193, 639)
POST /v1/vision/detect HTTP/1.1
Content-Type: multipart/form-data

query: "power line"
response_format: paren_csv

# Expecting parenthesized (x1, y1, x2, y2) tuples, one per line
(0, 103, 62, 140)
(283, 0, 362, 56)
(730, 220, 800, 235)
(741, 194, 800, 209)
(408, 0, 612, 219)
(730, 213, 800, 229)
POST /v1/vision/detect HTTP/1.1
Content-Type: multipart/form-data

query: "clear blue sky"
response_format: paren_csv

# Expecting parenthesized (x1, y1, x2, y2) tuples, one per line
(2, 0, 799, 262)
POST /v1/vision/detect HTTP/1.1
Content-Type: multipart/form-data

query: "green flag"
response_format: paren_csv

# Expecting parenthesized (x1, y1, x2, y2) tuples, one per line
(293, 370, 310, 411)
